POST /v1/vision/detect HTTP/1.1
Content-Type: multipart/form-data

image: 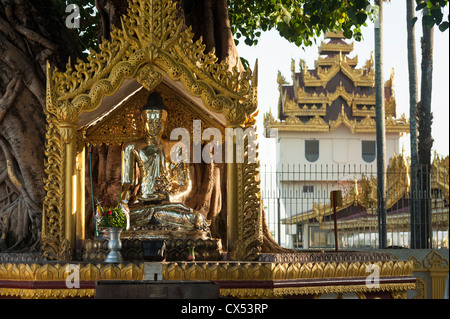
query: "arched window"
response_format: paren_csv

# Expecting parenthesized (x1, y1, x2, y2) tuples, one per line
(305, 140, 319, 162)
(362, 140, 376, 163)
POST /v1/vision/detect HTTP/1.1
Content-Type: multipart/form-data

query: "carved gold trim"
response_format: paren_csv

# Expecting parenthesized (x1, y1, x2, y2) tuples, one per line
(229, 117, 263, 261)
(319, 41, 354, 54)
(0, 263, 144, 299)
(270, 36, 408, 135)
(267, 108, 409, 134)
(423, 250, 449, 270)
(221, 284, 414, 299)
(324, 31, 346, 39)
(413, 277, 426, 299)
(329, 107, 357, 133)
(0, 261, 414, 282)
(0, 288, 95, 299)
(317, 55, 358, 67)
(162, 260, 415, 281)
(301, 55, 373, 88)
(404, 250, 449, 299)
(163, 260, 415, 298)
(83, 84, 225, 146)
(432, 153, 449, 199)
(0, 263, 145, 281)
(0, 260, 415, 299)
(294, 86, 327, 104)
(327, 82, 354, 105)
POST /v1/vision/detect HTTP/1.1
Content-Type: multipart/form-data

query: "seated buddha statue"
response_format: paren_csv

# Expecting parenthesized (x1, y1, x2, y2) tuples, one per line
(120, 92, 209, 234)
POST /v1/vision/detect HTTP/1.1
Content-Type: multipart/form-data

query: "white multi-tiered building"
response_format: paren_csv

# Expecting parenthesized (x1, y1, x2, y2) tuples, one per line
(264, 31, 410, 249)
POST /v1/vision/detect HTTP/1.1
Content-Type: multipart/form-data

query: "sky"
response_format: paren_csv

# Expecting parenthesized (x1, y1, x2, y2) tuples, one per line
(236, 1, 449, 166)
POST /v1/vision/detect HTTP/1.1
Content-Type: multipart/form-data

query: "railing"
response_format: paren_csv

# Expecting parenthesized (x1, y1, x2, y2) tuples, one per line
(260, 161, 449, 250)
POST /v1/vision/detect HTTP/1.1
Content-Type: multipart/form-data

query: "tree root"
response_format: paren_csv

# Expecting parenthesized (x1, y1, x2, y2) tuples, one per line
(0, 195, 40, 252)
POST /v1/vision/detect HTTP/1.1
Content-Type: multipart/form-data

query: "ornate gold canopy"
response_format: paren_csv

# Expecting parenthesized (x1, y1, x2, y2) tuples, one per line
(43, 0, 262, 261)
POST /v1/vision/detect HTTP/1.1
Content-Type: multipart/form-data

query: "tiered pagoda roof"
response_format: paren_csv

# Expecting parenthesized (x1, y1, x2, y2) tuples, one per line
(264, 31, 409, 135)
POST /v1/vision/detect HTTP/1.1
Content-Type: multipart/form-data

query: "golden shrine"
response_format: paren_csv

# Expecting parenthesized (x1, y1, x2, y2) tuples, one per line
(0, 0, 417, 299)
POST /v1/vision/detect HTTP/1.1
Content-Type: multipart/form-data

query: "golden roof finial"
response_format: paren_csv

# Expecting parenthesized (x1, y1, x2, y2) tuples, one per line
(353, 177, 359, 205)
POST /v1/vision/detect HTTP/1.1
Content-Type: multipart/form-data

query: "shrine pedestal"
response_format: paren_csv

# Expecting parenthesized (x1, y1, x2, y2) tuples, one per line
(82, 237, 222, 262)
(0, 256, 415, 299)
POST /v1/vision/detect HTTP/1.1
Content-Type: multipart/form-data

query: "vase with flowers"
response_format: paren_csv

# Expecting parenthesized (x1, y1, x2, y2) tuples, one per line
(96, 203, 129, 263)
(187, 245, 195, 262)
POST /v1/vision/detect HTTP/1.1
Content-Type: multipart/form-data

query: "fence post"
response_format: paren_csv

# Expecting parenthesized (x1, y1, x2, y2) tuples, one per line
(331, 190, 342, 252)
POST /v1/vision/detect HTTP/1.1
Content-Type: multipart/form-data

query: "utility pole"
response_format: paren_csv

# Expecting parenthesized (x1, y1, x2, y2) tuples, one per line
(375, 0, 387, 249)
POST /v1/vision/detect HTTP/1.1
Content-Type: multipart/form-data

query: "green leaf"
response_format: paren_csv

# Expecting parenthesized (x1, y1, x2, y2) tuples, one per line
(240, 57, 250, 70)
(423, 15, 436, 29)
(244, 38, 254, 46)
(430, 8, 443, 25)
(355, 12, 367, 25)
(416, 2, 427, 10)
(343, 29, 353, 39)
(438, 21, 449, 31)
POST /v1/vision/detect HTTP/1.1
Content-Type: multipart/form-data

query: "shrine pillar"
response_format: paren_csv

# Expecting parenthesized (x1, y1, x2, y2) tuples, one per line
(59, 122, 77, 259)
(75, 146, 86, 257)
(226, 125, 239, 259)
(225, 121, 262, 261)
(53, 98, 85, 261)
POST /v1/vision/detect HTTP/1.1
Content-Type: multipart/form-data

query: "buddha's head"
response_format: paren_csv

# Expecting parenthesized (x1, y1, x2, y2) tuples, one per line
(141, 92, 168, 138)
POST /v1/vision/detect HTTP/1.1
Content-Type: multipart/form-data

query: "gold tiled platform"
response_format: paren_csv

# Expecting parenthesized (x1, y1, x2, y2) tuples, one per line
(0, 257, 415, 299)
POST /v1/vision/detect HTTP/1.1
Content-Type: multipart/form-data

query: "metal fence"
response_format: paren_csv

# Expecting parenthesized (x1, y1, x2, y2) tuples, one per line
(260, 162, 449, 250)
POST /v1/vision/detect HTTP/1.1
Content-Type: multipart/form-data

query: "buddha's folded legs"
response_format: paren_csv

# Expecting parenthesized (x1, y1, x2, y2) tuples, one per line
(129, 202, 209, 231)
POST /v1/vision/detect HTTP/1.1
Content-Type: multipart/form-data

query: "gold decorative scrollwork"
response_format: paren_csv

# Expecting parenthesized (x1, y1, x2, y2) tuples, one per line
(233, 120, 263, 261)
(136, 64, 165, 92)
(163, 260, 415, 298)
(0, 263, 145, 299)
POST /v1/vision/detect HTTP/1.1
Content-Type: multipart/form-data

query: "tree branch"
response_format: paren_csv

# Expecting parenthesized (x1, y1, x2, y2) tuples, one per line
(13, 24, 58, 52)
(0, 77, 23, 124)
(0, 16, 28, 53)
(95, 0, 111, 40)
(0, 34, 46, 107)
(0, 0, 14, 22)
(0, 136, 40, 213)
(0, 169, 8, 185)
(215, 0, 243, 70)
(203, 0, 216, 54)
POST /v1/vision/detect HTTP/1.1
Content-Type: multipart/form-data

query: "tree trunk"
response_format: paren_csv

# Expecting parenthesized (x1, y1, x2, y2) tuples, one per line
(406, 0, 420, 249)
(374, 0, 387, 249)
(0, 0, 82, 252)
(181, 0, 241, 67)
(417, 10, 434, 249)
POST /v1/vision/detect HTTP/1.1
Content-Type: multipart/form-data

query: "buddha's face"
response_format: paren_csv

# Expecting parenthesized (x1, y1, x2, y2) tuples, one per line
(142, 109, 168, 137)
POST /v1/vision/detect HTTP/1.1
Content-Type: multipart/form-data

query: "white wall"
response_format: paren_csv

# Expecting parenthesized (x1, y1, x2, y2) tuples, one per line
(276, 126, 402, 176)
(271, 126, 403, 247)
